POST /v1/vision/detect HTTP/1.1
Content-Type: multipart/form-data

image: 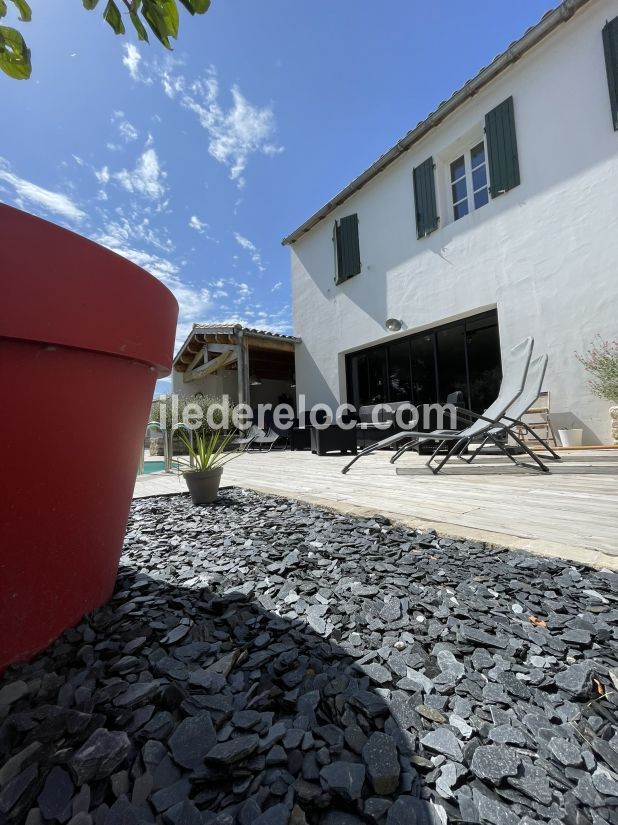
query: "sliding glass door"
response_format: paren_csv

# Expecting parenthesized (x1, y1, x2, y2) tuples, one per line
(345, 310, 501, 412)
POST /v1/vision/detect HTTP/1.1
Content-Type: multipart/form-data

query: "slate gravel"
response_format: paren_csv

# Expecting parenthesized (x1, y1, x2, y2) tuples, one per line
(1, 489, 617, 825)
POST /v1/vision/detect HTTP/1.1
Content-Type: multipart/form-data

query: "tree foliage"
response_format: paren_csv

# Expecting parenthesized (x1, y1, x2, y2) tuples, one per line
(0, 0, 210, 80)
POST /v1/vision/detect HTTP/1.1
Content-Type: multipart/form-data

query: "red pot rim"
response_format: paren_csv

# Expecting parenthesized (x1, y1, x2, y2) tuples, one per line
(0, 204, 178, 374)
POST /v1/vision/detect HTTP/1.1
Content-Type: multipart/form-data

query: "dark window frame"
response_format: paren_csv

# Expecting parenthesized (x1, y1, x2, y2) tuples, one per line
(345, 309, 501, 411)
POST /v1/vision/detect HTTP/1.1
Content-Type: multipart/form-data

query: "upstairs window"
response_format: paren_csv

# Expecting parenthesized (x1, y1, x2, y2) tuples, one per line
(449, 141, 489, 222)
(334, 214, 361, 284)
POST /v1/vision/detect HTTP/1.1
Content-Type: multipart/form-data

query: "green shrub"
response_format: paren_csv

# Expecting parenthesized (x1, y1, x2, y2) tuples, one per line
(576, 338, 618, 404)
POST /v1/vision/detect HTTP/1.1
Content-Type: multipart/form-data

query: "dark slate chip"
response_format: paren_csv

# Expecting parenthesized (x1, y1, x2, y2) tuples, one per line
(69, 729, 130, 784)
(0, 680, 29, 708)
(421, 728, 463, 762)
(385, 795, 445, 824)
(2, 489, 618, 825)
(204, 734, 260, 765)
(554, 663, 596, 699)
(37, 766, 74, 822)
(472, 788, 519, 825)
(163, 799, 203, 825)
(319, 761, 365, 801)
(252, 803, 292, 825)
(460, 626, 509, 649)
(168, 713, 216, 770)
(470, 745, 521, 784)
(507, 761, 553, 806)
(548, 736, 584, 767)
(151, 778, 192, 813)
(0, 764, 39, 817)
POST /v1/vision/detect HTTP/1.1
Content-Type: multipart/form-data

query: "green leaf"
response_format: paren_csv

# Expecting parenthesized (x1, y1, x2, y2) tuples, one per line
(9, 0, 31, 22)
(0, 24, 31, 79)
(129, 11, 148, 41)
(0, 3, 7, 20)
(103, 0, 125, 34)
(155, 0, 179, 38)
(178, 0, 210, 15)
(141, 0, 174, 48)
(82, 0, 100, 8)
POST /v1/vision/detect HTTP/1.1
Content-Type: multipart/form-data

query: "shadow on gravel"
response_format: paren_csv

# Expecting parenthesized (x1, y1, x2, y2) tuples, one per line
(0, 488, 617, 825)
(0, 570, 436, 825)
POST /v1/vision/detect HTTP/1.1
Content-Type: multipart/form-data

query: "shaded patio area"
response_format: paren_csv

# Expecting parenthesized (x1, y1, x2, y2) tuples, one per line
(134, 449, 618, 568)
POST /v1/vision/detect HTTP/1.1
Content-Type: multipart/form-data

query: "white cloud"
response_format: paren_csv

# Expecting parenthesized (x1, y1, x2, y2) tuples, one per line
(0, 160, 85, 223)
(111, 110, 139, 143)
(271, 281, 282, 292)
(234, 231, 266, 271)
(119, 120, 139, 142)
(188, 215, 209, 233)
(93, 219, 211, 353)
(123, 44, 143, 82)
(115, 147, 167, 201)
(152, 63, 283, 185)
(94, 165, 110, 185)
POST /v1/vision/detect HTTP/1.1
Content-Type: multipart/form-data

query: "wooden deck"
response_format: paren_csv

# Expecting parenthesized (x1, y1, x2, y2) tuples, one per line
(134, 448, 618, 569)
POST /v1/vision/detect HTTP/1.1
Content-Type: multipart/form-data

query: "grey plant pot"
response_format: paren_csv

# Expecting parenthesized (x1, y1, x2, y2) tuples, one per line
(183, 467, 223, 505)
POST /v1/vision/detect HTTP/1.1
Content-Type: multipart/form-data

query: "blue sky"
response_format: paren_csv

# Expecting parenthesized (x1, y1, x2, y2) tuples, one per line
(1, 0, 556, 355)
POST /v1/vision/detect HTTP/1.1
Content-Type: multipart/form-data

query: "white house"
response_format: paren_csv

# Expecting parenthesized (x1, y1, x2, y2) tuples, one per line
(284, 0, 618, 444)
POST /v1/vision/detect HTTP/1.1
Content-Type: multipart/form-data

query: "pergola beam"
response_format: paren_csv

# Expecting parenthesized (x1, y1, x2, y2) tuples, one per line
(185, 348, 237, 382)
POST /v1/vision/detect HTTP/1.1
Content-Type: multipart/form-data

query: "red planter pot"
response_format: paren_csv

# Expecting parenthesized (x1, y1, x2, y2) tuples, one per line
(0, 205, 178, 671)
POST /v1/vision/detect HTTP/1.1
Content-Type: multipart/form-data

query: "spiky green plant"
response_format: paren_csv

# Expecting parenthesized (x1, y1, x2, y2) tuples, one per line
(177, 428, 241, 473)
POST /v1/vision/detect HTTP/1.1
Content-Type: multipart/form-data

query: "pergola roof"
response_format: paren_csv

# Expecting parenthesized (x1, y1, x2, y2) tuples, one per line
(174, 324, 299, 374)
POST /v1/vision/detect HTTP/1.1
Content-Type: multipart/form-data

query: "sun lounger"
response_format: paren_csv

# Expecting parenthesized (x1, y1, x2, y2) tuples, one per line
(341, 337, 534, 474)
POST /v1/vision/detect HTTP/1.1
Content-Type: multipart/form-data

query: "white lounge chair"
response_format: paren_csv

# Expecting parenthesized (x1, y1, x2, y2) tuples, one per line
(233, 424, 281, 452)
(391, 352, 561, 471)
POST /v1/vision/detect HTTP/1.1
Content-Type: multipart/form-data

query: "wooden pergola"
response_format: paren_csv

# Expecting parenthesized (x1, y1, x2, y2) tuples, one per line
(173, 324, 299, 405)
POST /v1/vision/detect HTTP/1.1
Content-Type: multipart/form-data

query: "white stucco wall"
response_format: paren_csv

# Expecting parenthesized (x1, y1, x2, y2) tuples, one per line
(290, 0, 618, 444)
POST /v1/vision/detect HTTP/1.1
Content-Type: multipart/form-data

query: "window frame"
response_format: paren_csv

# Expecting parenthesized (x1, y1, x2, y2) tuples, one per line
(344, 308, 501, 411)
(447, 137, 490, 224)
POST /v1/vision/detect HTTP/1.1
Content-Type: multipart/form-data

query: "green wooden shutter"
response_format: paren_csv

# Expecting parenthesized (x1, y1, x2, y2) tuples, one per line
(603, 16, 618, 131)
(485, 96, 520, 197)
(335, 214, 361, 283)
(412, 157, 439, 239)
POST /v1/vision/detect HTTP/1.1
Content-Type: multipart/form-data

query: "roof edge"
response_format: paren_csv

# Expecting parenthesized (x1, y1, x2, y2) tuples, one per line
(173, 324, 300, 366)
(281, 0, 588, 246)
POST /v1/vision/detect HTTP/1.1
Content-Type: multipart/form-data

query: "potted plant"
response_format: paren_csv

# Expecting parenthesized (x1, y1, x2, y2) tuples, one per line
(0, 204, 178, 671)
(576, 338, 618, 445)
(178, 429, 241, 504)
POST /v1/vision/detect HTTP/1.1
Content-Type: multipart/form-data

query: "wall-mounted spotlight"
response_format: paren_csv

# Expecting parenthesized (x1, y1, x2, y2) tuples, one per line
(385, 318, 403, 332)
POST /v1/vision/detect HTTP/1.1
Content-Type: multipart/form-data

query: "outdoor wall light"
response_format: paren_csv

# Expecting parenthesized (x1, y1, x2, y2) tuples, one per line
(385, 318, 403, 332)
